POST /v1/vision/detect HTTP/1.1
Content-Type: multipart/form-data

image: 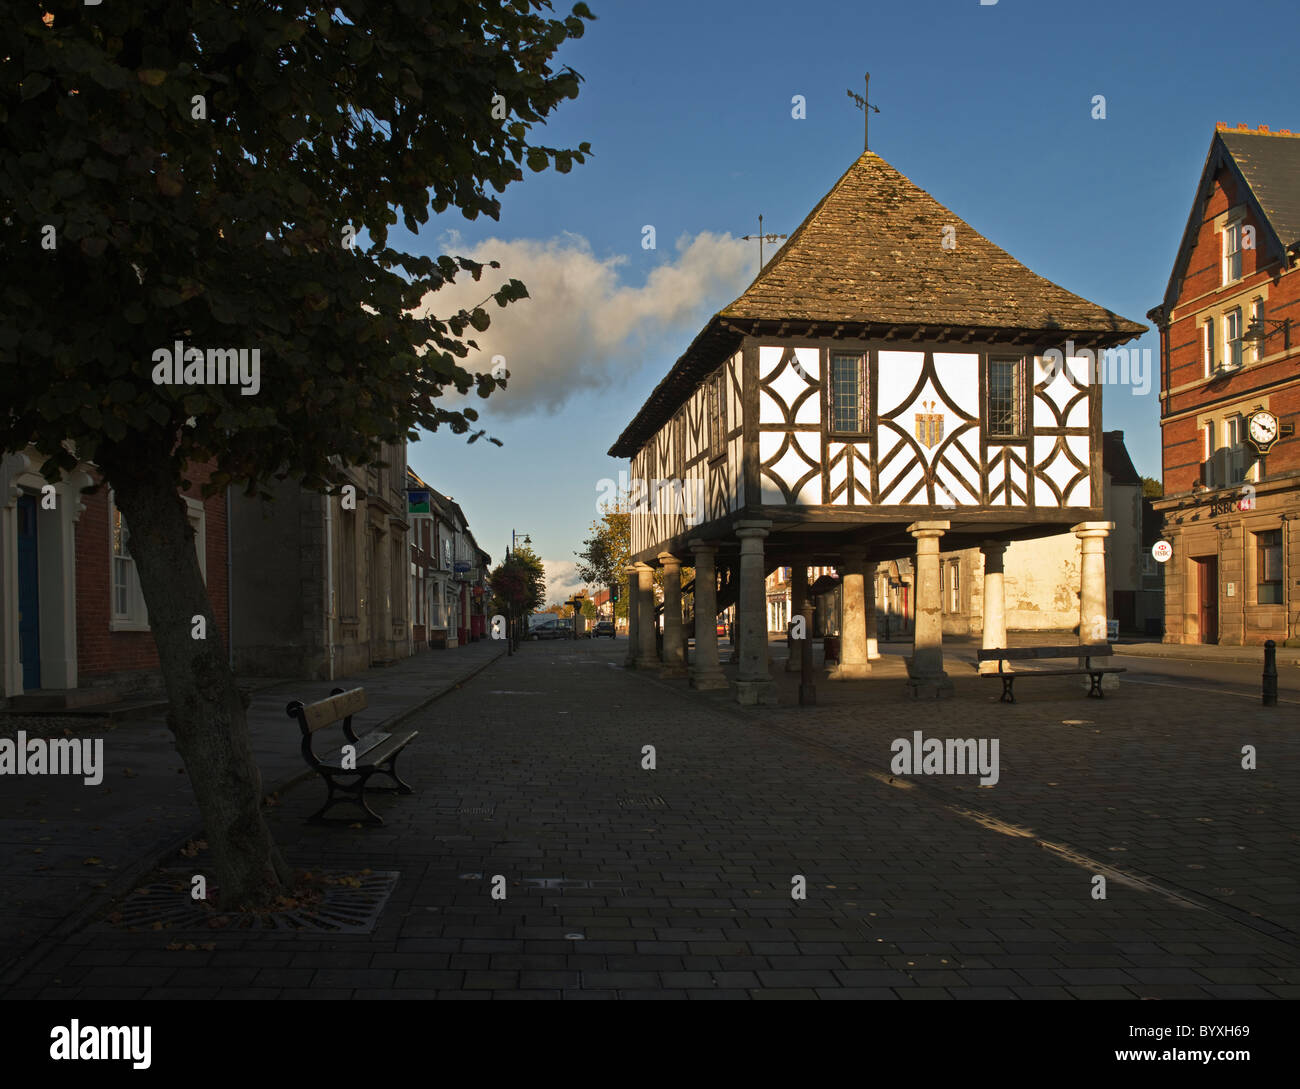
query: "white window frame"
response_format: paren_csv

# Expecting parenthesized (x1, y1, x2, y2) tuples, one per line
(1225, 307, 1243, 369)
(1251, 297, 1265, 362)
(1226, 415, 1245, 485)
(108, 492, 206, 633)
(1203, 316, 1215, 376)
(1204, 420, 1216, 488)
(1223, 221, 1242, 284)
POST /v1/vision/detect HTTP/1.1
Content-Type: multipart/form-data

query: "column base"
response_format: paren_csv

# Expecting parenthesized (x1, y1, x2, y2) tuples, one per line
(690, 671, 729, 690)
(734, 679, 777, 705)
(659, 664, 688, 678)
(828, 662, 871, 680)
(785, 650, 803, 673)
(635, 655, 660, 670)
(904, 675, 954, 699)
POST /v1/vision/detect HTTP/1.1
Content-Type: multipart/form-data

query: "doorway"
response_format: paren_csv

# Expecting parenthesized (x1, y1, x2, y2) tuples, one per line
(1195, 556, 1219, 644)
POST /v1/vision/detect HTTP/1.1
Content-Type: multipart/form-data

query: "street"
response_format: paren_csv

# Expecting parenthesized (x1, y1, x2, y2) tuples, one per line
(9, 636, 1296, 1000)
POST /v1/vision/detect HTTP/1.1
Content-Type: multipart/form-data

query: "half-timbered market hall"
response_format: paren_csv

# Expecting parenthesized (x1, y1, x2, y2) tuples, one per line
(610, 146, 1146, 703)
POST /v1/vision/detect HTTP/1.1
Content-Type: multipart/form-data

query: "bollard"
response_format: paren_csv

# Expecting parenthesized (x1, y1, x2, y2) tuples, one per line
(1262, 639, 1278, 706)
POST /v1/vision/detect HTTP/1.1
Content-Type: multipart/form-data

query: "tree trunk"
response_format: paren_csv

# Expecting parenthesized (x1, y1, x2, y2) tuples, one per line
(104, 454, 291, 909)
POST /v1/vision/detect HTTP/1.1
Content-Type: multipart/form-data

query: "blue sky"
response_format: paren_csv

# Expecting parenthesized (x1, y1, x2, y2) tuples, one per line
(398, 0, 1300, 601)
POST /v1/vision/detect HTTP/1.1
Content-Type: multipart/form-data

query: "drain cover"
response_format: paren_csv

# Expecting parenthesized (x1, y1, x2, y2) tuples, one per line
(519, 877, 629, 890)
(618, 795, 666, 809)
(98, 870, 399, 934)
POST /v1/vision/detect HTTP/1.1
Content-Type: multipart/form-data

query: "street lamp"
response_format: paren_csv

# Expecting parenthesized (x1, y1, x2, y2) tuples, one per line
(507, 530, 532, 649)
(1243, 316, 1291, 351)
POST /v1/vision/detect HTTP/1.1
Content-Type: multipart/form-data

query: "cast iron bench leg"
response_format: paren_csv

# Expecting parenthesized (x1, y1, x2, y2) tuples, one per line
(1088, 672, 1104, 698)
(309, 769, 384, 825)
(371, 753, 414, 794)
(1001, 676, 1015, 704)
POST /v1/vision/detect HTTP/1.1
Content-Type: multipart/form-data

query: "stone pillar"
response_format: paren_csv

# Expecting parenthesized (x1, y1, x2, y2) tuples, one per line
(734, 520, 775, 705)
(659, 551, 686, 676)
(978, 541, 1008, 675)
(689, 541, 728, 690)
(831, 545, 871, 679)
(624, 563, 640, 668)
(1074, 521, 1117, 689)
(786, 563, 807, 672)
(905, 521, 953, 698)
(865, 561, 880, 660)
(634, 562, 658, 669)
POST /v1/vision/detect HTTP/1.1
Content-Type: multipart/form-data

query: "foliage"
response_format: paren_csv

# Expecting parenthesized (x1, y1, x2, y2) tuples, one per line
(0, 0, 592, 907)
(574, 495, 629, 618)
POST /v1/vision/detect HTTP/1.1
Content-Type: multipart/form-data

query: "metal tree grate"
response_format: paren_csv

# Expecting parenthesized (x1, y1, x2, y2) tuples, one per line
(97, 870, 400, 934)
(617, 795, 666, 809)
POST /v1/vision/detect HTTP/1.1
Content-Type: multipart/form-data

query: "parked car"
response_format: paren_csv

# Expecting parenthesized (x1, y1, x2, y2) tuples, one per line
(529, 618, 568, 640)
(716, 621, 727, 638)
(593, 621, 615, 638)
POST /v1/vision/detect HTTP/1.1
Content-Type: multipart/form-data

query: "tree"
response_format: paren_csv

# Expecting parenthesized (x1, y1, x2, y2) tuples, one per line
(0, 1, 592, 907)
(1141, 476, 1163, 499)
(488, 543, 546, 619)
(580, 597, 597, 621)
(575, 497, 630, 618)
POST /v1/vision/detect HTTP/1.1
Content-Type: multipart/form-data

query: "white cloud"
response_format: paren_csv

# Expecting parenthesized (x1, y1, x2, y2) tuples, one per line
(542, 558, 585, 605)
(416, 231, 752, 418)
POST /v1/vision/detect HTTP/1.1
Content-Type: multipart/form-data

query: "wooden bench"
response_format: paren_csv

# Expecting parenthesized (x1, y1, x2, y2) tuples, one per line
(977, 644, 1126, 704)
(285, 687, 418, 825)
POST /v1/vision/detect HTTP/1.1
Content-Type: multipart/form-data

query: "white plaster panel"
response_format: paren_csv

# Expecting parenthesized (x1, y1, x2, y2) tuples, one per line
(876, 351, 925, 415)
(932, 353, 979, 417)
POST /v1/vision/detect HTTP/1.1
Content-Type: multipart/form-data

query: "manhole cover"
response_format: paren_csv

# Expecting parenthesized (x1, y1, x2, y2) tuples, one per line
(97, 870, 399, 934)
(617, 795, 666, 809)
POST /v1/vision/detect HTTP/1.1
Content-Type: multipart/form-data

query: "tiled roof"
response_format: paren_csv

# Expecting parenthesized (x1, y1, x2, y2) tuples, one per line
(1218, 125, 1300, 247)
(722, 152, 1146, 334)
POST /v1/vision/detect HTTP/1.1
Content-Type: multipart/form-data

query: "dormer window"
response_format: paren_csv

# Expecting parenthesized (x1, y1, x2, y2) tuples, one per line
(1223, 221, 1242, 284)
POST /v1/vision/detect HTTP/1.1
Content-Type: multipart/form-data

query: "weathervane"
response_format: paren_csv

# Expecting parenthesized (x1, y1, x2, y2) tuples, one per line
(741, 214, 788, 276)
(846, 72, 879, 152)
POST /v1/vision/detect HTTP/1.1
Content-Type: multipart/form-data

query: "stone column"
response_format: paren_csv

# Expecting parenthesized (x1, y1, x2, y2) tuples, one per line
(830, 545, 871, 679)
(624, 563, 640, 668)
(734, 520, 775, 705)
(978, 541, 1008, 675)
(1074, 521, 1118, 689)
(866, 561, 880, 660)
(905, 521, 953, 698)
(786, 563, 807, 672)
(659, 551, 686, 676)
(634, 562, 659, 669)
(689, 540, 728, 690)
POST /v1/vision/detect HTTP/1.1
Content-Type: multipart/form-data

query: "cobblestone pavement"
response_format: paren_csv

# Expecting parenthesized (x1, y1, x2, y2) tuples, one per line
(0, 641, 505, 981)
(6, 636, 1297, 1000)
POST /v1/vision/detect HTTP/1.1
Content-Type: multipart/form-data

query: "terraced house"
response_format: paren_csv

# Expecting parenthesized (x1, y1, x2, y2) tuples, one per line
(610, 147, 1146, 703)
(1149, 123, 1300, 647)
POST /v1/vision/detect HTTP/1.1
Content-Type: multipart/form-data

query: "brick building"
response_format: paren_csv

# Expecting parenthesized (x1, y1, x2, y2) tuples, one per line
(1, 450, 229, 704)
(1149, 124, 1300, 646)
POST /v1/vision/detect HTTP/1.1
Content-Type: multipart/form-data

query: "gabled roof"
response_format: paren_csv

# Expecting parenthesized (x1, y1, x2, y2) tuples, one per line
(1153, 124, 1300, 320)
(611, 150, 1145, 457)
(722, 151, 1145, 334)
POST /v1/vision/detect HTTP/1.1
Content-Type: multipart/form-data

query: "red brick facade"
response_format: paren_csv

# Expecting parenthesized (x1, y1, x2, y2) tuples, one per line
(75, 461, 230, 684)
(1152, 125, 1300, 646)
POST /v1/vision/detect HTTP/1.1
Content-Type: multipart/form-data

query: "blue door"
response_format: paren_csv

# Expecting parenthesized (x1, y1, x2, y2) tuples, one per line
(17, 494, 41, 690)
